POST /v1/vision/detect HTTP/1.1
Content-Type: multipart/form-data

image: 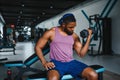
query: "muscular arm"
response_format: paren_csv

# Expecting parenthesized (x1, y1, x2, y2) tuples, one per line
(35, 28, 55, 70)
(35, 30, 50, 64)
(73, 29, 92, 57)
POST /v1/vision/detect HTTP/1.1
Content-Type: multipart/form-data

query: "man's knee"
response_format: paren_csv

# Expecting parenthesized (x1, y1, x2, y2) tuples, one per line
(47, 70, 60, 80)
(82, 67, 98, 79)
(88, 70, 98, 79)
(48, 75, 59, 80)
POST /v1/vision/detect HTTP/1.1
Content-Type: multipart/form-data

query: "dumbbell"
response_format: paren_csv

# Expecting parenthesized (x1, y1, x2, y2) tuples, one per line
(80, 27, 96, 38)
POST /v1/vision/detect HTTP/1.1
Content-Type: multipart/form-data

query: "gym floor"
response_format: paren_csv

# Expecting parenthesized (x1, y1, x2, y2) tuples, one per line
(0, 41, 120, 80)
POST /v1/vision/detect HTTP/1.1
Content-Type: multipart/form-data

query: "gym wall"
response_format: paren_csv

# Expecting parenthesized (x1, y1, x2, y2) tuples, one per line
(0, 14, 4, 36)
(35, 0, 120, 55)
(0, 23, 4, 35)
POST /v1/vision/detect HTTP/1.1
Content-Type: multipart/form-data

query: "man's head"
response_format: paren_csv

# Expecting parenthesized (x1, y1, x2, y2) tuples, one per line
(59, 13, 76, 35)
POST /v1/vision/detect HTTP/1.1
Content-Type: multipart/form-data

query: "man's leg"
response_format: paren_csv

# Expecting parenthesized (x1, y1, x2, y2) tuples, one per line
(82, 67, 98, 80)
(47, 70, 60, 80)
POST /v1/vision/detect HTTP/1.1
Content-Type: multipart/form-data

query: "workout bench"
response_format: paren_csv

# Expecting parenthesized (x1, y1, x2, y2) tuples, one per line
(25, 47, 105, 80)
(26, 65, 105, 80)
(2, 47, 50, 80)
(2, 46, 105, 80)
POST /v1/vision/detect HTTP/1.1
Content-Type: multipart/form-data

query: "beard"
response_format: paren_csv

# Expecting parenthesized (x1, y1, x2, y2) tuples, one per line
(64, 28, 73, 35)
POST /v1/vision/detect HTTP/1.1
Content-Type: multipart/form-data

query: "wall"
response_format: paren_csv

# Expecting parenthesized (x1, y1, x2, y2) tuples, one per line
(109, 0, 120, 54)
(36, 0, 120, 55)
(0, 13, 4, 36)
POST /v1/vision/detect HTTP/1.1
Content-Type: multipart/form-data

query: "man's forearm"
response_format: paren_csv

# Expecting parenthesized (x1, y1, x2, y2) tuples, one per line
(80, 35, 91, 57)
(35, 47, 47, 65)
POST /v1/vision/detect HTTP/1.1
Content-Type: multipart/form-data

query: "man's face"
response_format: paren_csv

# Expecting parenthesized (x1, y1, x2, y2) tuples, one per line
(63, 22, 76, 35)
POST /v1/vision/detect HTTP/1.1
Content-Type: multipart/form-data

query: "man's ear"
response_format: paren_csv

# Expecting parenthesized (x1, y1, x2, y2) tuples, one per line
(62, 23, 66, 27)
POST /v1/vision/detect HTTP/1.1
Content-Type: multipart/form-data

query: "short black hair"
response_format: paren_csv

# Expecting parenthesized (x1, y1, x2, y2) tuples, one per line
(59, 13, 76, 25)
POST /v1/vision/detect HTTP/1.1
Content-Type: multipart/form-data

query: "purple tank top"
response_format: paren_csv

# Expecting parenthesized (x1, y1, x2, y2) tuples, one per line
(50, 27, 74, 62)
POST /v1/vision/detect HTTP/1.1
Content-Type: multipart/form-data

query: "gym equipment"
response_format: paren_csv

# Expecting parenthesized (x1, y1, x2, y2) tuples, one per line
(89, 14, 112, 56)
(2, 44, 105, 80)
(0, 57, 8, 61)
(26, 65, 105, 80)
(80, 27, 96, 38)
(2, 25, 16, 55)
(0, 43, 15, 55)
(0, 35, 16, 55)
(25, 48, 105, 80)
(2, 46, 50, 80)
(80, 0, 117, 56)
(89, 44, 97, 56)
(102, 18, 112, 55)
(81, 14, 112, 56)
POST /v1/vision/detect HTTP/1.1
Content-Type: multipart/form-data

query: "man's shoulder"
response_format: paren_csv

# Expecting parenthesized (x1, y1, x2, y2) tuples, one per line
(72, 33, 79, 40)
(50, 27, 56, 31)
(45, 27, 56, 35)
(49, 27, 58, 32)
(73, 33, 78, 37)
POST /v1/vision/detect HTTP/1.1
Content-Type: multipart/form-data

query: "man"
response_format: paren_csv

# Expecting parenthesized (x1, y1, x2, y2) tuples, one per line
(35, 13, 98, 80)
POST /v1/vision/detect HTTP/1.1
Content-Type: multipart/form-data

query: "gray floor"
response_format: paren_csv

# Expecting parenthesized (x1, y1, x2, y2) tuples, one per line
(0, 41, 120, 80)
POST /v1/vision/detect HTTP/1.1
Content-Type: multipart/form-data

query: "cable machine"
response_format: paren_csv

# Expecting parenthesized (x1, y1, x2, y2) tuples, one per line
(89, 14, 112, 56)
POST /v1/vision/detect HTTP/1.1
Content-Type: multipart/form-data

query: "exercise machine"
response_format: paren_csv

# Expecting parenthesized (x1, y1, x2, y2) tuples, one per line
(2, 46, 50, 80)
(26, 65, 105, 80)
(0, 43, 15, 55)
(2, 45, 105, 80)
(0, 57, 8, 61)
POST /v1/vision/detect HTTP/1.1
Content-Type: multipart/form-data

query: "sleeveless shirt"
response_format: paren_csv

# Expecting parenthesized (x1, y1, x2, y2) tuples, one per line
(50, 27, 74, 62)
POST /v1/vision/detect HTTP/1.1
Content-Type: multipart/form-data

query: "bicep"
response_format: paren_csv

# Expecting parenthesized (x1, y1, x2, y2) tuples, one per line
(73, 36, 82, 54)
